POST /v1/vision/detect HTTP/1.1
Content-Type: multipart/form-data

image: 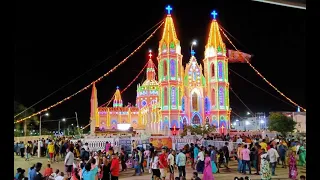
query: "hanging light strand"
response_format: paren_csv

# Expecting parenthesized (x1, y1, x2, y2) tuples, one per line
(219, 25, 306, 112)
(14, 21, 164, 124)
(98, 60, 149, 108)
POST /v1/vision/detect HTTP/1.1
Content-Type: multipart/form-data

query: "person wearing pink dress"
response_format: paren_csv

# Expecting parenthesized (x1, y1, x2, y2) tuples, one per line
(202, 151, 214, 180)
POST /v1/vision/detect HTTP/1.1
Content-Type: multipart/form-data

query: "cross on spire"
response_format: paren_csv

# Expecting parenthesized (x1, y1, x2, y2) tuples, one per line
(191, 50, 195, 56)
(116, 86, 119, 89)
(211, 10, 218, 19)
(166, 5, 172, 15)
(148, 50, 152, 59)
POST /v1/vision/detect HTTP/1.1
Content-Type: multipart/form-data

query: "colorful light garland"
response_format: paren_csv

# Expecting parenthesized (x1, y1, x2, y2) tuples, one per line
(98, 59, 150, 108)
(14, 21, 164, 124)
(219, 26, 306, 112)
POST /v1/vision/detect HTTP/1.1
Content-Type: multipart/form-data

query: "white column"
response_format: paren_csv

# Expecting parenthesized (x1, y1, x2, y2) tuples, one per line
(37, 140, 41, 158)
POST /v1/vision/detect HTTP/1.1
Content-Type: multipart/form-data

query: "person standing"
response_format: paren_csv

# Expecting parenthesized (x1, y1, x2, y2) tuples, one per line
(189, 143, 195, 170)
(222, 142, 230, 169)
(150, 152, 161, 180)
(167, 150, 176, 180)
(119, 148, 127, 172)
(26, 141, 32, 161)
(278, 143, 288, 168)
(298, 144, 306, 167)
(110, 153, 120, 180)
(255, 144, 262, 175)
(20, 141, 25, 158)
(267, 144, 279, 176)
(260, 149, 271, 180)
(237, 143, 243, 173)
(241, 144, 251, 175)
(288, 150, 298, 180)
(64, 147, 75, 178)
(47, 140, 55, 163)
(196, 147, 205, 174)
(193, 144, 199, 170)
(148, 143, 155, 170)
(176, 149, 186, 178)
(158, 147, 168, 180)
(202, 151, 214, 180)
(132, 149, 141, 176)
(209, 146, 218, 173)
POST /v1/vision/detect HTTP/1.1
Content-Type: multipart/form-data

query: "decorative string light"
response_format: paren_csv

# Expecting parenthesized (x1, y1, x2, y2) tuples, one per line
(14, 21, 164, 124)
(98, 59, 150, 108)
(219, 26, 306, 112)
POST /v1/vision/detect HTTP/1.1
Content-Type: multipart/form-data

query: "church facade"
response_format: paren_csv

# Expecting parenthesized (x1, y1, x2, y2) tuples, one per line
(90, 6, 231, 135)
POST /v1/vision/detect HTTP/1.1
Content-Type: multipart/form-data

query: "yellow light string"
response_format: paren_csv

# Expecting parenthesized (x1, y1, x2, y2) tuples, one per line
(98, 60, 149, 108)
(219, 26, 306, 112)
(14, 21, 165, 124)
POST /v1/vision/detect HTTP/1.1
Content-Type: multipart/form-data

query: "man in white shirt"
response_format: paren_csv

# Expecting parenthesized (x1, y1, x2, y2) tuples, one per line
(64, 147, 74, 178)
(167, 150, 176, 180)
(267, 144, 279, 176)
(236, 137, 243, 144)
(176, 150, 186, 178)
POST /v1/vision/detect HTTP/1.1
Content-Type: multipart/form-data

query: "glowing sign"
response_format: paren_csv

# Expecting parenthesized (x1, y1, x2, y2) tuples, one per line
(211, 10, 218, 19)
(117, 124, 131, 131)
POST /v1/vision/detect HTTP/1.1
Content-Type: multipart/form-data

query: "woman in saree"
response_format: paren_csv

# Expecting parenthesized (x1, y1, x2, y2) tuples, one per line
(288, 150, 298, 179)
(260, 149, 272, 180)
(202, 151, 214, 180)
(298, 145, 306, 167)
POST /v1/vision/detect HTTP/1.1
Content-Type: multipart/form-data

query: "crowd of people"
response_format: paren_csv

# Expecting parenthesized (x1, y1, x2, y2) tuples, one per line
(14, 134, 306, 180)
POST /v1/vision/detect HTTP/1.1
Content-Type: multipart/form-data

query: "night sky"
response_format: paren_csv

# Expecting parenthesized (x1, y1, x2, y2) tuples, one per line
(14, 0, 305, 129)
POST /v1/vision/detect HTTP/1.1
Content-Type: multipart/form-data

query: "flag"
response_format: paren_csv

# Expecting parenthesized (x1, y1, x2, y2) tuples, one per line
(227, 50, 252, 63)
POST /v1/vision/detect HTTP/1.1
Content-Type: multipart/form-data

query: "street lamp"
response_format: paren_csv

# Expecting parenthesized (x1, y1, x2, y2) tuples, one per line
(58, 118, 66, 134)
(39, 112, 49, 136)
(191, 40, 197, 55)
(247, 112, 251, 115)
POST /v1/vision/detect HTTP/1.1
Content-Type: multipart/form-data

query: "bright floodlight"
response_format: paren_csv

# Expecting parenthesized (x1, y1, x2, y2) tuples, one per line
(149, 49, 152, 53)
(236, 119, 239, 122)
(260, 120, 265, 123)
(233, 122, 237, 126)
(45, 113, 49, 116)
(117, 124, 131, 131)
(71, 124, 73, 126)
(192, 41, 197, 45)
(62, 118, 66, 122)
(247, 112, 250, 115)
(245, 121, 250, 125)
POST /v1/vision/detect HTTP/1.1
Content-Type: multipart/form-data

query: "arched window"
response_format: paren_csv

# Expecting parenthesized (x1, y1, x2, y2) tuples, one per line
(218, 87, 225, 107)
(192, 92, 198, 111)
(211, 89, 216, 106)
(192, 114, 200, 124)
(211, 63, 215, 77)
(218, 61, 223, 79)
(170, 59, 176, 77)
(171, 87, 176, 106)
(164, 87, 168, 106)
(163, 60, 168, 77)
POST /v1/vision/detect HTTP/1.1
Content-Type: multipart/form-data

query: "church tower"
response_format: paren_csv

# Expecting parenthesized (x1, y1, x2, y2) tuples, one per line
(158, 5, 184, 135)
(203, 11, 230, 134)
(113, 86, 123, 107)
(90, 83, 99, 135)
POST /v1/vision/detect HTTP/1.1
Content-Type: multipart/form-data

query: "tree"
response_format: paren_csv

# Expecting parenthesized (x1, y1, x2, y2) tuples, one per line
(14, 101, 39, 136)
(180, 124, 216, 138)
(268, 112, 297, 137)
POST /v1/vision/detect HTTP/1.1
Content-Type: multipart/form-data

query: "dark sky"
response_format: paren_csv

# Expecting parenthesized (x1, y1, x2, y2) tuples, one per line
(14, 0, 305, 129)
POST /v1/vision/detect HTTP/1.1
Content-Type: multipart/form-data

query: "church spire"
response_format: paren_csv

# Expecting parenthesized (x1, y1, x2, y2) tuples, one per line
(113, 86, 123, 107)
(205, 10, 226, 58)
(159, 5, 180, 54)
(146, 50, 156, 80)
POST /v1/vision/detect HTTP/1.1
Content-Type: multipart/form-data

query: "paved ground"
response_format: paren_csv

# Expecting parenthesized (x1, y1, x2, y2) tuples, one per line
(14, 155, 306, 179)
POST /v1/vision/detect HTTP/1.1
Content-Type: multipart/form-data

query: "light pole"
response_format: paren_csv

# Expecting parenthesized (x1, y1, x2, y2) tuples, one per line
(39, 112, 49, 136)
(58, 118, 66, 134)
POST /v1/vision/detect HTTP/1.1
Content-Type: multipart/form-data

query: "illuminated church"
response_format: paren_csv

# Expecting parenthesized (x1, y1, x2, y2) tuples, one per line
(90, 6, 231, 136)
